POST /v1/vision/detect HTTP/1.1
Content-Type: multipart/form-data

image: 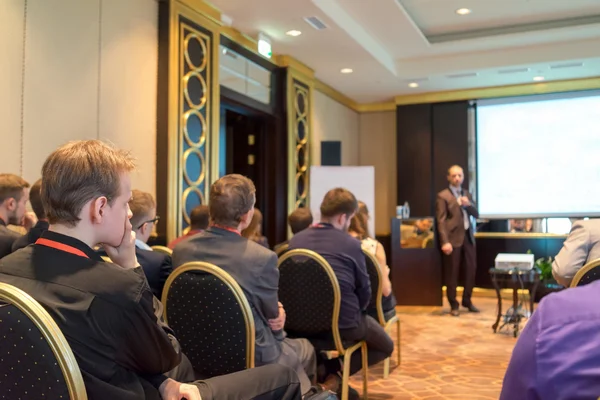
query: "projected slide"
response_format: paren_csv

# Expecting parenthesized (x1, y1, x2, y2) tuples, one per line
(477, 93, 600, 218)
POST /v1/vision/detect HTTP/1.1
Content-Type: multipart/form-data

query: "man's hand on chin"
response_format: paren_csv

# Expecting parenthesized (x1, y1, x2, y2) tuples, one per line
(159, 378, 202, 400)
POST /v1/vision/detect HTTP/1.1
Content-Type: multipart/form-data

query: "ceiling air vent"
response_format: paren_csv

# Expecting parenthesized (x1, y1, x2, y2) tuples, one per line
(497, 67, 530, 75)
(550, 62, 584, 69)
(304, 16, 328, 30)
(446, 72, 478, 79)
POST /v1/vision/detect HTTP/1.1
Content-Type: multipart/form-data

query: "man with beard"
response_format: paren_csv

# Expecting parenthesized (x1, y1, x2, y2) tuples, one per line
(0, 174, 32, 258)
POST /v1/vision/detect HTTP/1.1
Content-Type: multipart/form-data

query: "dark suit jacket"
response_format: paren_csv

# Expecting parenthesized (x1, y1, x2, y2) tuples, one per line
(435, 187, 479, 247)
(172, 227, 282, 364)
(135, 247, 173, 299)
(288, 223, 371, 330)
(11, 220, 49, 252)
(0, 218, 21, 259)
(0, 231, 182, 400)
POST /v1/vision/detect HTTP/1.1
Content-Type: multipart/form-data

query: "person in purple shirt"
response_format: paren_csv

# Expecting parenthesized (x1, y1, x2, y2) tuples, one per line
(501, 280, 600, 399)
(289, 188, 393, 381)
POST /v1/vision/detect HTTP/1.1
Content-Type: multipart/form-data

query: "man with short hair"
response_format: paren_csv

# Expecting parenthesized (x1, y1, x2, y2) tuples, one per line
(12, 179, 49, 252)
(127, 189, 172, 299)
(551, 219, 600, 287)
(0, 173, 32, 258)
(289, 188, 394, 380)
(167, 204, 209, 249)
(0, 141, 301, 400)
(173, 174, 318, 396)
(274, 207, 313, 254)
(436, 165, 479, 316)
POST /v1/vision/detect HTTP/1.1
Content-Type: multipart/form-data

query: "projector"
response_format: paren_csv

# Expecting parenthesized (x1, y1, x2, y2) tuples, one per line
(494, 253, 535, 271)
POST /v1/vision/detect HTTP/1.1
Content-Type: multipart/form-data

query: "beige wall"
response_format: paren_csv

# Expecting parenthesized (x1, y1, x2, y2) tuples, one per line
(0, 0, 158, 196)
(358, 111, 397, 235)
(312, 90, 360, 165)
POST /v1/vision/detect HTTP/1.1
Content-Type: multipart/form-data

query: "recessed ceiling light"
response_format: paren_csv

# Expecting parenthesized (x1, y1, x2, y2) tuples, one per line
(408, 82, 419, 88)
(340, 68, 353, 74)
(456, 8, 471, 15)
(286, 30, 302, 37)
(533, 76, 545, 81)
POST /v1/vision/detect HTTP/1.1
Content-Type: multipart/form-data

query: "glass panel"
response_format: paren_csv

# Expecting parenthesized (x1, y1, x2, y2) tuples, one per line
(219, 45, 271, 105)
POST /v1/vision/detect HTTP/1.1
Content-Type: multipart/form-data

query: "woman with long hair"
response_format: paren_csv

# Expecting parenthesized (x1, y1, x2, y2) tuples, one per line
(349, 201, 397, 320)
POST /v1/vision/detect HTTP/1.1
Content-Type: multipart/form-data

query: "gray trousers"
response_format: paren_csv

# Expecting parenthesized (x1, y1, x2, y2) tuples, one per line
(257, 338, 316, 395)
(162, 354, 302, 400)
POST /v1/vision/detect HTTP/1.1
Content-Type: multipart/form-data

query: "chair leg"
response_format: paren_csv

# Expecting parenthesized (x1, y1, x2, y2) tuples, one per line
(361, 341, 368, 399)
(383, 357, 390, 379)
(396, 318, 401, 366)
(340, 343, 363, 400)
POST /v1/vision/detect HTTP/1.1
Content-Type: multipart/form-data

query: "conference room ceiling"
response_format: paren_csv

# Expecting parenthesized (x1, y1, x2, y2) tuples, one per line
(209, 0, 600, 103)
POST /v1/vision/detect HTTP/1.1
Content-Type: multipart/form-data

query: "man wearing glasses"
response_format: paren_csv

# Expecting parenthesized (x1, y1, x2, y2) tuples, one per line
(128, 189, 172, 298)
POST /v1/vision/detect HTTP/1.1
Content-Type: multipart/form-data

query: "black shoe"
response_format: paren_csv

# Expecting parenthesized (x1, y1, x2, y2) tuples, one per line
(450, 309, 460, 317)
(463, 304, 480, 313)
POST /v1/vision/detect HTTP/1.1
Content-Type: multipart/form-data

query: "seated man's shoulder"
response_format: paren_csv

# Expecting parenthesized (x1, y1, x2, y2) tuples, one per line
(575, 218, 600, 234)
(538, 281, 600, 327)
(246, 238, 276, 262)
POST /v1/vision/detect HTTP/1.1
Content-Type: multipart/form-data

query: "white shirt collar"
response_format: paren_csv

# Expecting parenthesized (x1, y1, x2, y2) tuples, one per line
(135, 239, 153, 251)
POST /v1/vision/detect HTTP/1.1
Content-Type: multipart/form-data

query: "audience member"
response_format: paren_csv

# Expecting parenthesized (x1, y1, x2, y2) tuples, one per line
(0, 173, 33, 258)
(349, 201, 397, 321)
(127, 189, 173, 298)
(552, 218, 600, 287)
(12, 179, 49, 252)
(0, 141, 301, 400)
(501, 281, 600, 398)
(172, 174, 319, 396)
(241, 207, 269, 248)
(274, 207, 313, 254)
(289, 188, 394, 381)
(167, 204, 209, 249)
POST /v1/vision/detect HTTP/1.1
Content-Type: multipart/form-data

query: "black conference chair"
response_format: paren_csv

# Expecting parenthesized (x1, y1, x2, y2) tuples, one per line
(0, 282, 87, 399)
(161, 262, 255, 378)
(278, 249, 368, 400)
(363, 249, 401, 378)
(570, 258, 600, 287)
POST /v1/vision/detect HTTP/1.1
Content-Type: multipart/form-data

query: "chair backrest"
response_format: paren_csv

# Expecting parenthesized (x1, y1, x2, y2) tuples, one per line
(275, 243, 289, 257)
(277, 249, 345, 353)
(0, 282, 87, 399)
(151, 245, 173, 256)
(161, 262, 255, 377)
(363, 249, 385, 324)
(570, 258, 600, 287)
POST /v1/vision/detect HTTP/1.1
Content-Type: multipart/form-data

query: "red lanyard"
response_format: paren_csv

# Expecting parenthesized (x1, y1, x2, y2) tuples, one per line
(35, 238, 89, 259)
(211, 224, 241, 236)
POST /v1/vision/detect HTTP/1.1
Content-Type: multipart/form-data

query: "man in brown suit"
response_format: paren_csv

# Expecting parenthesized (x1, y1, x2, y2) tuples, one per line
(436, 165, 479, 316)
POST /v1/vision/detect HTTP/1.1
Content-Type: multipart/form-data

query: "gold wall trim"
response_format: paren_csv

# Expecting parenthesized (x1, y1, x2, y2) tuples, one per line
(355, 101, 396, 113)
(177, 0, 222, 26)
(475, 232, 568, 239)
(275, 55, 315, 80)
(314, 79, 396, 113)
(314, 79, 357, 110)
(395, 76, 600, 105)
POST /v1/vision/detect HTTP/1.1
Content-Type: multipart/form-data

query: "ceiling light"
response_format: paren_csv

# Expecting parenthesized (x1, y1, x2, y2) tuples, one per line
(533, 76, 545, 81)
(340, 68, 353, 74)
(456, 8, 471, 15)
(408, 82, 419, 88)
(286, 30, 302, 37)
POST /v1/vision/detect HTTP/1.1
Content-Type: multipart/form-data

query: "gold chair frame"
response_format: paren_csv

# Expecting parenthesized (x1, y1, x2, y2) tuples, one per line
(278, 249, 368, 400)
(570, 258, 600, 288)
(0, 282, 87, 399)
(274, 243, 290, 257)
(363, 249, 401, 379)
(162, 262, 255, 369)
(151, 245, 173, 256)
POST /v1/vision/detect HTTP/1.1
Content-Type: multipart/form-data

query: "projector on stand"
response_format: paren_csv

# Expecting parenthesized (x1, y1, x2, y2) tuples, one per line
(494, 253, 535, 271)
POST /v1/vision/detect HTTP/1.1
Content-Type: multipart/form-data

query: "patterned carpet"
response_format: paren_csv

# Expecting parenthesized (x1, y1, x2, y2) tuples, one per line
(349, 297, 521, 399)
